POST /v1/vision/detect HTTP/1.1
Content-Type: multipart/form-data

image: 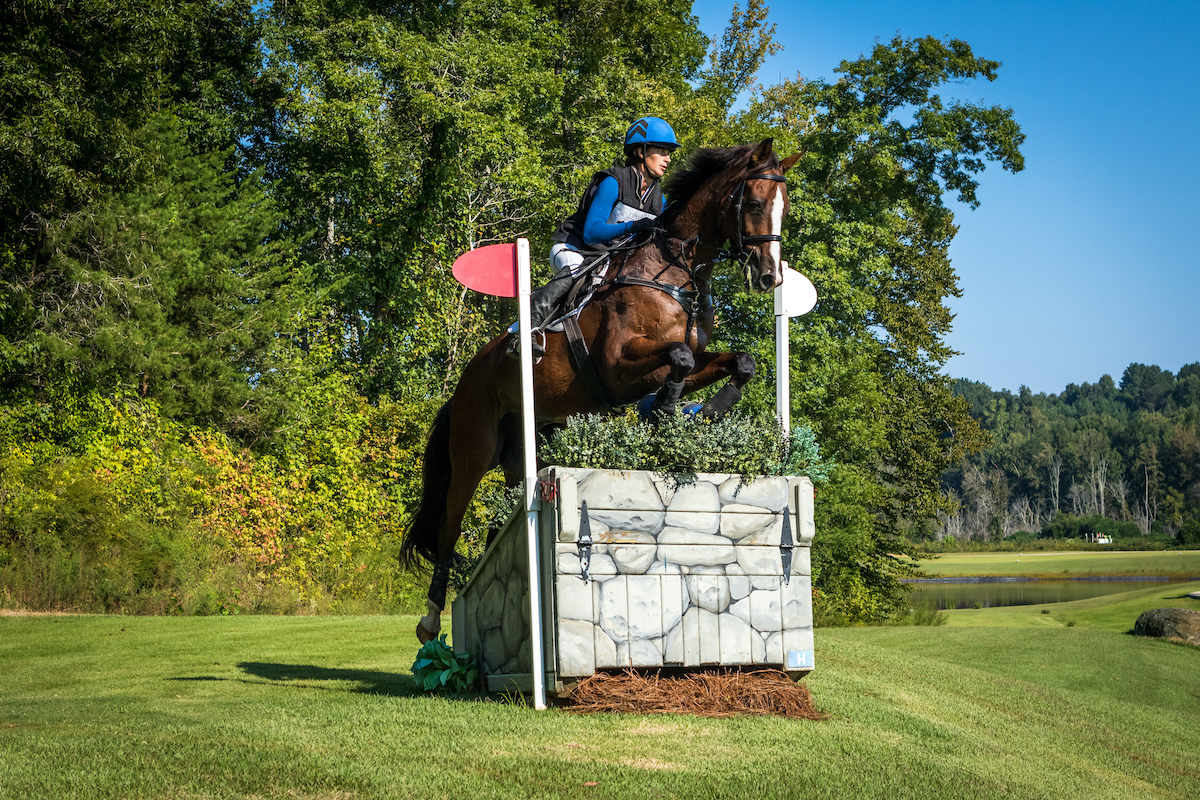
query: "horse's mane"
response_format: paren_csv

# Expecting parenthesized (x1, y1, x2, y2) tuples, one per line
(660, 143, 779, 224)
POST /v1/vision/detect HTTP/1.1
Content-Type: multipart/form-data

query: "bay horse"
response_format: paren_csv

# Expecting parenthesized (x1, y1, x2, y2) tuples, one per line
(401, 138, 801, 643)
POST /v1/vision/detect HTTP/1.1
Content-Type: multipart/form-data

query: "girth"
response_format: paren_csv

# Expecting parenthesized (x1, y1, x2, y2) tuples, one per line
(559, 269, 714, 410)
(561, 316, 632, 409)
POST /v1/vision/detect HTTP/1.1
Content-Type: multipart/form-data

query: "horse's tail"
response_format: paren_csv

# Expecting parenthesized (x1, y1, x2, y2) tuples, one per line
(399, 400, 453, 571)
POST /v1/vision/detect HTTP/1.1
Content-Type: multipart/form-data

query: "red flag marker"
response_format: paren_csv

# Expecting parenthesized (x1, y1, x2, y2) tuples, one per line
(452, 243, 518, 297)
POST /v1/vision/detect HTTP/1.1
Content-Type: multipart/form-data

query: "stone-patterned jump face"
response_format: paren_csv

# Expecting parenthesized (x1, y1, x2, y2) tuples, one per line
(556, 470, 815, 546)
(453, 519, 532, 677)
(551, 468, 815, 677)
(452, 468, 816, 689)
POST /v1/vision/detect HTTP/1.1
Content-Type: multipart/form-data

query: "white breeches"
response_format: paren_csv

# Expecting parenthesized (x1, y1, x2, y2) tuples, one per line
(550, 243, 586, 275)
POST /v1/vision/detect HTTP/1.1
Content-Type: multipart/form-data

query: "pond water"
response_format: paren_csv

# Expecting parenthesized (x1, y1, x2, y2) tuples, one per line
(902, 577, 1189, 610)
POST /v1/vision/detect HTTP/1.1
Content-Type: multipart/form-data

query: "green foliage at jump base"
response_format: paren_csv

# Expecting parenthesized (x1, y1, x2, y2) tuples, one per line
(411, 634, 479, 695)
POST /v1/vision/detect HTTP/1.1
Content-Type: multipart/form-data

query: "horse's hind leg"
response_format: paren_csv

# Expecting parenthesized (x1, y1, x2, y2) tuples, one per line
(416, 402, 509, 644)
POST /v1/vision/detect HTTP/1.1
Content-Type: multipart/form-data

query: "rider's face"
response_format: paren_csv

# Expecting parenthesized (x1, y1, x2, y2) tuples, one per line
(642, 146, 672, 179)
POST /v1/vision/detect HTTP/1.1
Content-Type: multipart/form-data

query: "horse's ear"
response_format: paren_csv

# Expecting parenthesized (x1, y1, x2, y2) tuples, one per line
(750, 138, 774, 167)
(780, 152, 803, 173)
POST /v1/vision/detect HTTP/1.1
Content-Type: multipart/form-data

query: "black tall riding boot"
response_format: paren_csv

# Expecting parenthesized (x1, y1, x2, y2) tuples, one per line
(508, 271, 574, 359)
(528, 271, 575, 330)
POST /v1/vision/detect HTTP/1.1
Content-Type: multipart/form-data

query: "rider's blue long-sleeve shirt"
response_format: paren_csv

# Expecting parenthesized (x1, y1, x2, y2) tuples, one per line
(582, 176, 639, 245)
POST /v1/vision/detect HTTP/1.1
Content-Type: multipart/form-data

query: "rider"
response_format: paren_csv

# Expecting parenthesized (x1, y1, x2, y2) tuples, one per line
(521, 116, 680, 338)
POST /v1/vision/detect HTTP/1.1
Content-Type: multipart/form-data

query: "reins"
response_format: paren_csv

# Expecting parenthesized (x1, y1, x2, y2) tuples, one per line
(565, 164, 787, 409)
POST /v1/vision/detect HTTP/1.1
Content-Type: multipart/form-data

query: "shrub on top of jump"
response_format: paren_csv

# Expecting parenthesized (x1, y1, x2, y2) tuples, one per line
(538, 409, 830, 482)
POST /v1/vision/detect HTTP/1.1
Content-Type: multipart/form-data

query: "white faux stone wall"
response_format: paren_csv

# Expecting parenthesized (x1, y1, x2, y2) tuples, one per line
(452, 519, 532, 676)
(452, 468, 816, 685)
(550, 468, 815, 677)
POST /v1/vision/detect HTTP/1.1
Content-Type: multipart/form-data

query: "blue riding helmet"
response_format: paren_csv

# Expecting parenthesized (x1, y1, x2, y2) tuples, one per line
(625, 117, 679, 151)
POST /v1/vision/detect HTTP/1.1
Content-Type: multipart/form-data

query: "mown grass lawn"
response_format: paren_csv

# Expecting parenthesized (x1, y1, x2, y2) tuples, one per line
(911, 549, 1200, 578)
(2, 596, 1198, 800)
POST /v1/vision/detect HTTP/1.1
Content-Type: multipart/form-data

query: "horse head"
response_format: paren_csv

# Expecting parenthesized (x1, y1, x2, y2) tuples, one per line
(720, 138, 802, 293)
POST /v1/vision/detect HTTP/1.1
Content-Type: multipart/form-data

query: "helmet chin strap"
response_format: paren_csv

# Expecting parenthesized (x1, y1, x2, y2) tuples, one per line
(635, 146, 652, 192)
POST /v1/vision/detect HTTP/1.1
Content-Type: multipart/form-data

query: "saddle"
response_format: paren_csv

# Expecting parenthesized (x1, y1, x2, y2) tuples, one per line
(530, 250, 636, 408)
(542, 251, 612, 333)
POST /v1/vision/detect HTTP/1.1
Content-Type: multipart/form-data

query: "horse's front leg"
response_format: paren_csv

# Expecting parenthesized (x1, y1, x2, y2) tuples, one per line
(616, 336, 695, 414)
(683, 350, 756, 418)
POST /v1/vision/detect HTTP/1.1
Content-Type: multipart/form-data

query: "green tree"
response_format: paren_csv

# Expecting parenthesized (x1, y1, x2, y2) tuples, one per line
(0, 0, 262, 250)
(2, 115, 303, 436)
(1172, 363, 1200, 408)
(697, 0, 780, 114)
(251, 0, 709, 396)
(946, 362, 1200, 542)
(1120, 363, 1175, 411)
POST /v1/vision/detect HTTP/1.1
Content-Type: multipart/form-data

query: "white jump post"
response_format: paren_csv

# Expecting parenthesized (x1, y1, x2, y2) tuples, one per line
(515, 238, 547, 710)
(449, 238, 547, 709)
(774, 262, 819, 436)
(774, 261, 792, 436)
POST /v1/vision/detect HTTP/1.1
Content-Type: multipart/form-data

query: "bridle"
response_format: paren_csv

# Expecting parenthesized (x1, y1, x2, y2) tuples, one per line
(727, 171, 787, 263)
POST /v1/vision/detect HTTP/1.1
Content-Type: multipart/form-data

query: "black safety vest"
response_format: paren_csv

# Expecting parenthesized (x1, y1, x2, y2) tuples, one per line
(551, 164, 663, 253)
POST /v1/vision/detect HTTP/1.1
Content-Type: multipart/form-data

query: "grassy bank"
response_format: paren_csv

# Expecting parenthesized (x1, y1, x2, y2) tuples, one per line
(2, 594, 1198, 799)
(938, 579, 1200, 630)
(911, 549, 1200, 579)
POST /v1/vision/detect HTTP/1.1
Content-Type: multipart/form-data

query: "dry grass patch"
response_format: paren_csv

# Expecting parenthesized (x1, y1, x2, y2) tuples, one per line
(621, 719, 712, 736)
(619, 756, 680, 770)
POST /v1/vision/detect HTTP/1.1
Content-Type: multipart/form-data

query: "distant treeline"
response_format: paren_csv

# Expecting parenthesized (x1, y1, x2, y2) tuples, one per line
(939, 363, 1200, 546)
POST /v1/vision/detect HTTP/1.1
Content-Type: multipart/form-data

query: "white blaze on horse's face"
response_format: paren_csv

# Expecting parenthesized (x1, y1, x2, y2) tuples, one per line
(769, 186, 784, 275)
(747, 183, 785, 292)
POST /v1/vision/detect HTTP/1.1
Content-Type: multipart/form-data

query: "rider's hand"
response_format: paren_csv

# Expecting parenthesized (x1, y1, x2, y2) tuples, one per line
(629, 217, 656, 234)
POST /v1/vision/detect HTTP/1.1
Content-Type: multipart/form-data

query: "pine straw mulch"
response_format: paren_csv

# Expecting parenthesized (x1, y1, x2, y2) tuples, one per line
(563, 668, 828, 720)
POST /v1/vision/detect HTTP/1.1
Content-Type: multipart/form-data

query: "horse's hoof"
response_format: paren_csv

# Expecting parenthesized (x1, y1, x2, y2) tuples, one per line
(416, 621, 437, 644)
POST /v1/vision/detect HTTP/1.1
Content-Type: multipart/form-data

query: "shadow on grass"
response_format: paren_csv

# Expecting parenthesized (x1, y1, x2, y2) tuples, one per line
(234, 662, 421, 697)
(167, 663, 496, 701)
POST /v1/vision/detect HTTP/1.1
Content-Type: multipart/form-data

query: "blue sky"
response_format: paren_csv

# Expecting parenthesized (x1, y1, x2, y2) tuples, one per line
(691, 0, 1200, 394)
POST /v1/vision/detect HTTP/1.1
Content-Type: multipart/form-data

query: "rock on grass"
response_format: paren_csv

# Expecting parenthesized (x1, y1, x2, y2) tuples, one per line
(1134, 607, 1200, 644)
